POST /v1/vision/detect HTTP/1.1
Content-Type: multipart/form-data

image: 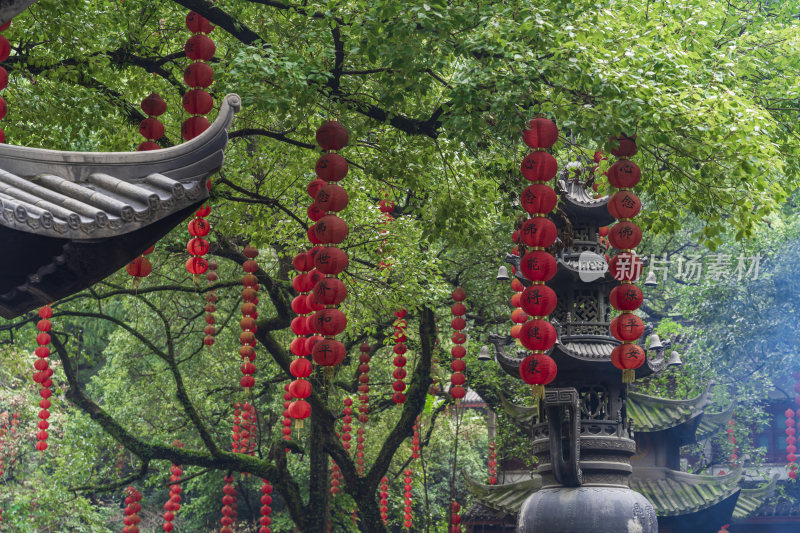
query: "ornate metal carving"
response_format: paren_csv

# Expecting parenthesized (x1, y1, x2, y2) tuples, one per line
(544, 388, 583, 487)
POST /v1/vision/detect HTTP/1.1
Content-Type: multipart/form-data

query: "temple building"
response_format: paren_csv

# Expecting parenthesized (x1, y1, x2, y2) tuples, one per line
(465, 172, 776, 532)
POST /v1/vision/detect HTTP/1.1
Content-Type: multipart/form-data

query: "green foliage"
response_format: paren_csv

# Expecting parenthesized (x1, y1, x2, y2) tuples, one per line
(1, 0, 800, 530)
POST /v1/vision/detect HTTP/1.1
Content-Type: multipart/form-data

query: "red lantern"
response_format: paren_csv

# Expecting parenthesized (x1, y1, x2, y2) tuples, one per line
(606, 160, 641, 188)
(519, 319, 557, 352)
(452, 316, 467, 330)
(185, 34, 216, 60)
(451, 302, 467, 316)
(185, 256, 208, 275)
(314, 214, 348, 244)
(139, 117, 165, 140)
(186, 11, 215, 34)
(188, 217, 210, 237)
(0, 35, 9, 62)
(141, 93, 167, 116)
(608, 191, 642, 219)
(610, 313, 645, 341)
(315, 153, 349, 181)
(288, 400, 311, 420)
(315, 183, 349, 212)
(520, 285, 557, 317)
(510, 309, 528, 324)
(314, 247, 349, 275)
(289, 379, 312, 399)
(520, 251, 557, 281)
(519, 353, 557, 399)
(186, 237, 210, 256)
(520, 151, 558, 182)
(311, 277, 348, 306)
(183, 89, 214, 115)
(184, 62, 214, 87)
(608, 221, 642, 250)
(609, 284, 643, 311)
(126, 256, 152, 278)
(312, 308, 347, 336)
(521, 184, 558, 215)
(609, 134, 637, 157)
(293, 252, 314, 272)
(316, 121, 349, 151)
(312, 338, 346, 366)
(519, 217, 557, 248)
(182, 115, 211, 140)
(522, 118, 558, 149)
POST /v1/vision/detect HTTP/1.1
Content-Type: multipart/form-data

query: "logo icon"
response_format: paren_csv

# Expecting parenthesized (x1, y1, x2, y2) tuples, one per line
(577, 250, 608, 282)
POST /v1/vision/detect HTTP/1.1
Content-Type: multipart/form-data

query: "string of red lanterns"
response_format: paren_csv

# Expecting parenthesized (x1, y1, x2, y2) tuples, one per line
(33, 305, 54, 451)
(379, 476, 389, 524)
(122, 486, 143, 533)
(450, 500, 462, 533)
(203, 259, 219, 346)
(258, 480, 273, 533)
(138, 93, 166, 151)
(162, 441, 183, 532)
(786, 408, 797, 479)
(392, 309, 409, 404)
(183, 11, 215, 280)
(182, 10, 214, 141)
(240, 246, 260, 389)
(508, 277, 525, 342)
(186, 205, 211, 281)
(330, 461, 341, 496)
(356, 342, 371, 475)
(288, 246, 316, 426)
(309, 121, 350, 372)
(0, 16, 10, 144)
(516, 118, 560, 401)
(403, 466, 413, 529)
(450, 288, 467, 401)
(231, 402, 242, 453)
(220, 474, 236, 532)
(606, 135, 646, 384)
(240, 402, 257, 455)
(488, 440, 498, 484)
(790, 372, 800, 480)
